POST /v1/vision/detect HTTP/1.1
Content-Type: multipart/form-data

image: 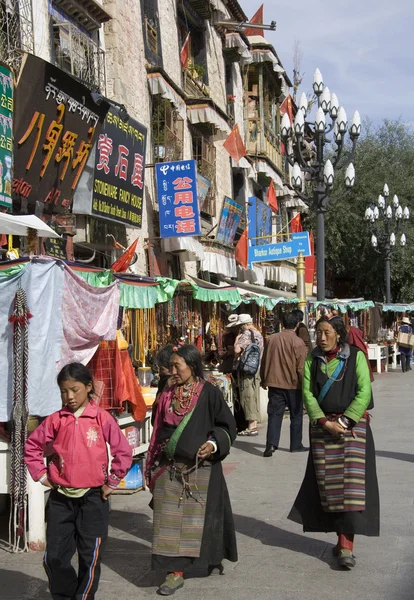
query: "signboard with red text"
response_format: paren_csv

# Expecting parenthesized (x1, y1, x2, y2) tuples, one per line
(91, 109, 147, 228)
(155, 159, 201, 238)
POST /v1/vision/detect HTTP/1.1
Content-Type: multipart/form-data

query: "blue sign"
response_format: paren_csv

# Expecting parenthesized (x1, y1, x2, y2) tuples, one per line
(155, 159, 201, 238)
(248, 196, 272, 246)
(248, 232, 311, 267)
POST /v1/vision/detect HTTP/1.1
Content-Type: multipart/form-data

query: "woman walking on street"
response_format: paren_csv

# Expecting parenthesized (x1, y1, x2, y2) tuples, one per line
(288, 316, 379, 569)
(146, 345, 237, 596)
(231, 314, 264, 436)
(398, 316, 413, 373)
(25, 363, 132, 600)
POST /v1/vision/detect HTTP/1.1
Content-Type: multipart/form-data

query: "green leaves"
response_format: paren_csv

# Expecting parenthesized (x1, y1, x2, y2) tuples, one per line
(303, 119, 414, 302)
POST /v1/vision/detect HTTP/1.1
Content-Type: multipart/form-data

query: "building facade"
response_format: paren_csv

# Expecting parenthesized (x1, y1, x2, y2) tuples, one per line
(2, 0, 305, 293)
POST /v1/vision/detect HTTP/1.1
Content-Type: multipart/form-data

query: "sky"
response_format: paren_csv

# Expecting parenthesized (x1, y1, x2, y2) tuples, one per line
(239, 0, 410, 125)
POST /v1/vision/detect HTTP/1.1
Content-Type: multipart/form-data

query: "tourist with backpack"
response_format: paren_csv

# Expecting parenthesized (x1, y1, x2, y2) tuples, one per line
(260, 312, 308, 456)
(230, 314, 264, 437)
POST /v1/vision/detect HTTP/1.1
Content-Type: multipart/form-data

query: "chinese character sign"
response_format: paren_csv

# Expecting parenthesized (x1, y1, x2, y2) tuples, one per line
(0, 63, 13, 209)
(248, 196, 272, 247)
(13, 53, 108, 214)
(156, 160, 201, 238)
(217, 197, 243, 245)
(91, 109, 147, 227)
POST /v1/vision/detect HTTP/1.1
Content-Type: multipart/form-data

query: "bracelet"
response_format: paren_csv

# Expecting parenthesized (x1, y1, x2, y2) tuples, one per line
(337, 416, 351, 429)
(39, 473, 48, 484)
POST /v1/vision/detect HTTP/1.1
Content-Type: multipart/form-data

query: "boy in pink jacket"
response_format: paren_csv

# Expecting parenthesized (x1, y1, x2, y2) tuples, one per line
(25, 362, 132, 600)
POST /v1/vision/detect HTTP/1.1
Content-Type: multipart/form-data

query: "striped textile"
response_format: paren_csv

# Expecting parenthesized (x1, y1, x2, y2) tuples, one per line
(152, 461, 211, 557)
(311, 416, 367, 512)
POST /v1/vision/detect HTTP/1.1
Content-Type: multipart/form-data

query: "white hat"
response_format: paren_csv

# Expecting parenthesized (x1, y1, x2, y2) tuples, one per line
(401, 316, 411, 325)
(227, 314, 253, 327)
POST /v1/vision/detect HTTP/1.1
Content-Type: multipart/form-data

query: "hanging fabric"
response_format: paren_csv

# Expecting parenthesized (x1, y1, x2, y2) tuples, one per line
(8, 288, 32, 552)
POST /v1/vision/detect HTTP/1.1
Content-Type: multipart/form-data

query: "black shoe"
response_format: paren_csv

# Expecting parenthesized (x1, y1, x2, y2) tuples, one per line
(290, 445, 309, 453)
(263, 445, 277, 457)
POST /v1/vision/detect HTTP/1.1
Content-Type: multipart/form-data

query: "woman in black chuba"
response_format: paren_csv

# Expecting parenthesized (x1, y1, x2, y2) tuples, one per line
(145, 344, 237, 596)
(288, 316, 380, 569)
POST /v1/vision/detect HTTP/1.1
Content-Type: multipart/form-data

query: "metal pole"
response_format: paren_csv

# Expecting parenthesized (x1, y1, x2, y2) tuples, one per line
(296, 251, 307, 312)
(385, 247, 391, 304)
(315, 183, 326, 301)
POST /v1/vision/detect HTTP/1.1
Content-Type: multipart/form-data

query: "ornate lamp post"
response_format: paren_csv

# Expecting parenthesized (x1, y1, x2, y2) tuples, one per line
(281, 68, 360, 300)
(365, 184, 410, 303)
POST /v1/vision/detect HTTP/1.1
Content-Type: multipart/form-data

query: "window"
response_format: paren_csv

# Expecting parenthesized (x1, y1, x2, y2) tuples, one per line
(0, 0, 34, 72)
(52, 12, 105, 91)
(141, 0, 162, 67)
(177, 3, 208, 97)
(191, 124, 216, 217)
(152, 97, 184, 163)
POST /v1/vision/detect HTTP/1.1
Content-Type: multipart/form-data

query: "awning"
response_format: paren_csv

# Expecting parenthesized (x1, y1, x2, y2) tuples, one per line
(236, 264, 265, 286)
(0, 214, 61, 238)
(161, 236, 205, 261)
(186, 275, 241, 303)
(224, 277, 298, 300)
(309, 298, 375, 314)
(284, 197, 308, 210)
(255, 160, 284, 192)
(383, 304, 414, 313)
(148, 73, 186, 119)
(225, 33, 252, 64)
(187, 104, 230, 133)
(261, 263, 297, 286)
(249, 47, 284, 73)
(201, 248, 237, 277)
(52, 0, 112, 31)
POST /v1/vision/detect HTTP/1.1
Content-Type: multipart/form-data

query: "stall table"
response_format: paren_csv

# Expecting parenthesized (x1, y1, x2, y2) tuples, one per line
(368, 344, 388, 373)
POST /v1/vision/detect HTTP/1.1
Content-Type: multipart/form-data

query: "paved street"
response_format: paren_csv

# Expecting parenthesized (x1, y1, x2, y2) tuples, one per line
(1, 368, 413, 600)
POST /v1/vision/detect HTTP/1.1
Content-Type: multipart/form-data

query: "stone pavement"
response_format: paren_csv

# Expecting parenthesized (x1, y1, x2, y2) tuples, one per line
(1, 368, 414, 600)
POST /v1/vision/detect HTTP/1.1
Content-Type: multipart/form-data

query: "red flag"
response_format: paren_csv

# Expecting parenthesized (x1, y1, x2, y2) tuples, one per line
(235, 228, 248, 269)
(223, 124, 246, 163)
(280, 95, 294, 124)
(244, 4, 264, 37)
(267, 179, 278, 213)
(111, 238, 139, 273)
(305, 232, 315, 284)
(290, 213, 303, 233)
(180, 33, 190, 69)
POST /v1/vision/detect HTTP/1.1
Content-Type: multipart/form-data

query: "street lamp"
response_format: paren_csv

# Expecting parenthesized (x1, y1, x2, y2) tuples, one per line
(281, 68, 360, 300)
(365, 183, 410, 303)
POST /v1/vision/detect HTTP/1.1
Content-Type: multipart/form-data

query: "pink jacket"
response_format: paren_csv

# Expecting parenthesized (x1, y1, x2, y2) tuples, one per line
(25, 401, 132, 489)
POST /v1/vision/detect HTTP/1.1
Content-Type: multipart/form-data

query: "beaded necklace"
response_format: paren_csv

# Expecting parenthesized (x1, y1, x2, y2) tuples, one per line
(171, 378, 199, 416)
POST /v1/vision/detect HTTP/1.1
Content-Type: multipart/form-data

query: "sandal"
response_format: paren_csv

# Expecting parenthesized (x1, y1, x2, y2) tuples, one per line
(238, 429, 258, 437)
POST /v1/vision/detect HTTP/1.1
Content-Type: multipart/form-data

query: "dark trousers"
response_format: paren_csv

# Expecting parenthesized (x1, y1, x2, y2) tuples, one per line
(266, 387, 303, 451)
(401, 353, 412, 372)
(44, 488, 109, 600)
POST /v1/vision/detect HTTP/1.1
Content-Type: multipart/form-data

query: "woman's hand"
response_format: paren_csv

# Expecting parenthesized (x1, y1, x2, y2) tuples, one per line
(323, 420, 346, 437)
(198, 441, 215, 460)
(101, 484, 114, 501)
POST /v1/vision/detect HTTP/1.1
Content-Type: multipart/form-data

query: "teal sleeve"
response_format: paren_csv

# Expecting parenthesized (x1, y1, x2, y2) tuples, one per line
(344, 351, 372, 423)
(302, 356, 326, 423)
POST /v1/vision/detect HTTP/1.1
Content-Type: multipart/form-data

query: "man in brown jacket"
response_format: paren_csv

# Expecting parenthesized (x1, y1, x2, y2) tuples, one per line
(260, 311, 308, 457)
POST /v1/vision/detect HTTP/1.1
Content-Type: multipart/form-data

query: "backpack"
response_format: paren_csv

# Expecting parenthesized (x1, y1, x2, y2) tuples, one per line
(238, 330, 261, 376)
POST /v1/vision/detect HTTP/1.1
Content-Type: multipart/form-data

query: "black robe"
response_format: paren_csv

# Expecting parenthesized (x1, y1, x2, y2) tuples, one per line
(151, 381, 238, 572)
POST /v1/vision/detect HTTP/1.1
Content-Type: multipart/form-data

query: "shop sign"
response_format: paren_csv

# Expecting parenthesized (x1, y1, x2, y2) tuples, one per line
(40, 214, 74, 261)
(155, 159, 201, 238)
(248, 232, 311, 267)
(0, 63, 13, 209)
(13, 53, 108, 214)
(217, 197, 243, 245)
(91, 109, 147, 228)
(248, 196, 272, 246)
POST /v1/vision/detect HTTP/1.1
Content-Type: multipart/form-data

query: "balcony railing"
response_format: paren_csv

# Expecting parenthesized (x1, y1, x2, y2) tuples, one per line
(0, 0, 34, 72)
(53, 22, 106, 92)
(183, 70, 209, 99)
(246, 117, 283, 171)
